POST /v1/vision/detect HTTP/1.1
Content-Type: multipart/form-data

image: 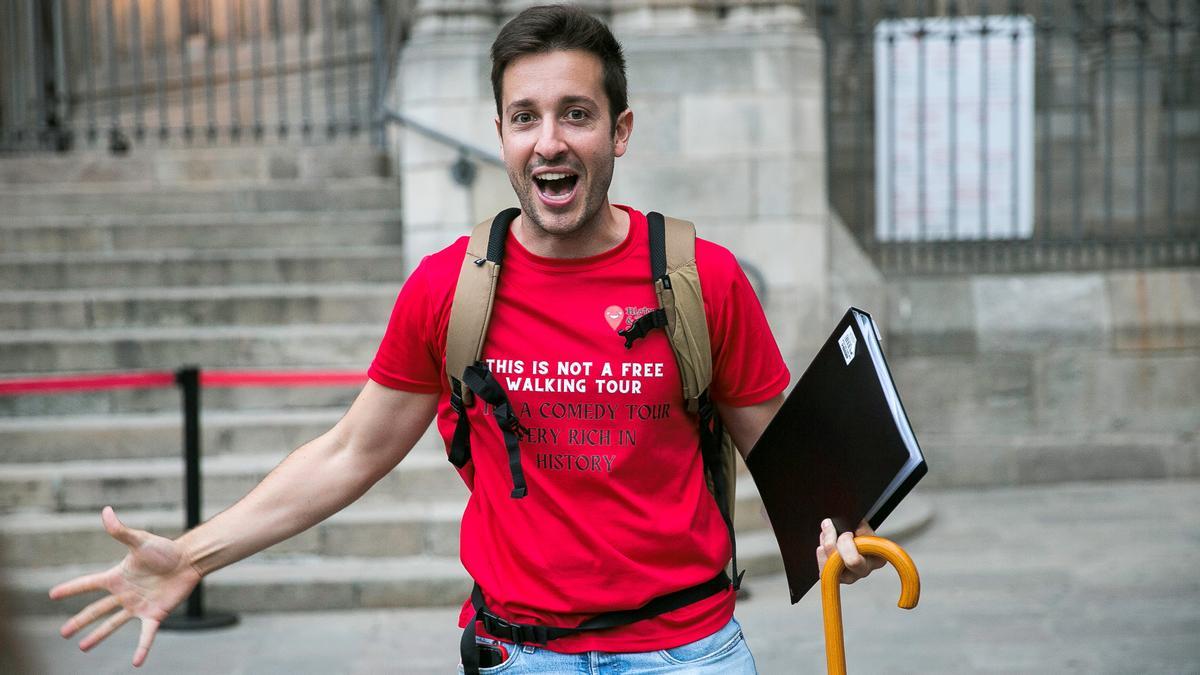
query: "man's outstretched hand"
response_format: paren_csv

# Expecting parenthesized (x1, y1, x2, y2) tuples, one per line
(48, 506, 201, 667)
(815, 518, 887, 585)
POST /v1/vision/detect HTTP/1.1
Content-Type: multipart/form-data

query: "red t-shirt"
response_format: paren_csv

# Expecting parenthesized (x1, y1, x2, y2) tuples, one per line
(368, 205, 789, 653)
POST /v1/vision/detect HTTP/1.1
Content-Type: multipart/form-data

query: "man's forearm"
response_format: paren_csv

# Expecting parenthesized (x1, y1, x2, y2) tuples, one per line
(173, 383, 439, 577)
(176, 428, 383, 576)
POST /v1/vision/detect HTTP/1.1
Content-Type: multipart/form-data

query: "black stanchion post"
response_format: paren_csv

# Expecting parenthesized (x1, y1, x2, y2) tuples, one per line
(163, 366, 238, 631)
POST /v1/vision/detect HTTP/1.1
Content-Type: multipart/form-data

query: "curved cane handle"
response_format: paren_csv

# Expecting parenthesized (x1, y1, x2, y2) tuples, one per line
(821, 535, 920, 675)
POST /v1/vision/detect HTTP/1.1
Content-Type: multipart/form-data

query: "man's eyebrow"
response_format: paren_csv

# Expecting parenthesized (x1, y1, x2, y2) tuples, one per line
(505, 98, 535, 114)
(560, 95, 599, 108)
(504, 96, 600, 114)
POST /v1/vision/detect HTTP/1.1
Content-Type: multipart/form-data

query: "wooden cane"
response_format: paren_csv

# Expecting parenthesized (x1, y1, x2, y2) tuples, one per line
(820, 536, 921, 675)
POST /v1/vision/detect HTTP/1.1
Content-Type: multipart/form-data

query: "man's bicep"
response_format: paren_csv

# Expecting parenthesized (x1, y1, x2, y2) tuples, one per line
(716, 393, 784, 460)
(335, 380, 440, 472)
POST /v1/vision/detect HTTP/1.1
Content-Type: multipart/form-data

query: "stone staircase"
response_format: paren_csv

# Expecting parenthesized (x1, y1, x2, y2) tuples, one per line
(0, 143, 455, 615)
(0, 143, 932, 617)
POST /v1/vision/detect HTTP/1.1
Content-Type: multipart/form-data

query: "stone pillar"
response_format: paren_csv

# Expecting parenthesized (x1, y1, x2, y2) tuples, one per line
(607, 1, 834, 368)
(723, 0, 806, 30)
(394, 0, 510, 272)
(610, 0, 717, 33)
(500, 0, 612, 23)
(410, 0, 497, 37)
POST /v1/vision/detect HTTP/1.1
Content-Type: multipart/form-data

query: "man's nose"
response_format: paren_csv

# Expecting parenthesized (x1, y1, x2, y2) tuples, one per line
(534, 120, 567, 160)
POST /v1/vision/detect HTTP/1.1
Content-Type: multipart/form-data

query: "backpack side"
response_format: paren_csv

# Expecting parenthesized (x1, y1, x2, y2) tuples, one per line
(656, 215, 741, 584)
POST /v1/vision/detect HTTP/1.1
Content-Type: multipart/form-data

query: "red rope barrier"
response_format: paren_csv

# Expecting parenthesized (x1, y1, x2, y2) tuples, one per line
(0, 369, 365, 396)
(200, 370, 366, 388)
(0, 371, 177, 395)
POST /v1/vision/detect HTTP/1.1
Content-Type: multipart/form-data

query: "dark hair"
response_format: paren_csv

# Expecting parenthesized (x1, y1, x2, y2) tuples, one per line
(491, 5, 628, 131)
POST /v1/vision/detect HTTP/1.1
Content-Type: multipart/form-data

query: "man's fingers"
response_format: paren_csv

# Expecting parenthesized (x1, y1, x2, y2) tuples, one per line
(817, 518, 886, 583)
(102, 506, 147, 550)
(836, 531, 869, 579)
(849, 520, 887, 572)
(61, 595, 121, 638)
(49, 570, 108, 600)
(820, 518, 836, 549)
(133, 618, 160, 668)
(78, 608, 132, 652)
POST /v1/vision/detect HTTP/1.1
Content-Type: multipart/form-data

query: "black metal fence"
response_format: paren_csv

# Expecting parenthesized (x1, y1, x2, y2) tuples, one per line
(816, 0, 1200, 273)
(0, 0, 413, 154)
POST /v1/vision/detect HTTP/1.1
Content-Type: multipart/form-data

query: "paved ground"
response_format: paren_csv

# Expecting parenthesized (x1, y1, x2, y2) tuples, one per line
(10, 479, 1199, 674)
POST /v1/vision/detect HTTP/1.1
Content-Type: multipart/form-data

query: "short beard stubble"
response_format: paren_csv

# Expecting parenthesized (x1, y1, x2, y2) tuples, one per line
(508, 140, 617, 242)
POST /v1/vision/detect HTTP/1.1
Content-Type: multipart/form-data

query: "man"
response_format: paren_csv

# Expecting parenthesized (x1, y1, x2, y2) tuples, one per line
(50, 5, 882, 672)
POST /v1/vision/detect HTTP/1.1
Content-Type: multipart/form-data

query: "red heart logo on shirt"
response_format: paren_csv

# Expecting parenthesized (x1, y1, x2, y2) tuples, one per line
(604, 306, 624, 330)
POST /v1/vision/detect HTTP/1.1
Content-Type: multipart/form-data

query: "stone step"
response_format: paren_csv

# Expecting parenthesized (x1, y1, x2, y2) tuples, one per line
(0, 381, 362, 418)
(0, 145, 388, 186)
(0, 445, 458, 515)
(0, 180, 402, 217)
(0, 494, 936, 614)
(0, 450, 766, 525)
(0, 210, 401, 255)
(0, 408, 347, 463)
(0, 407, 443, 463)
(0, 323, 384, 373)
(0, 475, 775, 568)
(0, 283, 398, 330)
(0, 496, 466, 569)
(2, 533, 788, 616)
(9, 554, 472, 616)
(2, 491, 937, 615)
(0, 246, 407, 290)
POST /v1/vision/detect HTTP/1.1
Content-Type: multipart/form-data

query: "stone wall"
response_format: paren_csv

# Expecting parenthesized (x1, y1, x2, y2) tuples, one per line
(883, 268, 1200, 487)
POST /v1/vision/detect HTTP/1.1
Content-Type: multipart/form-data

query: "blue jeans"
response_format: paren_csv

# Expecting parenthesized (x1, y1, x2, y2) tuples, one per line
(457, 617, 757, 674)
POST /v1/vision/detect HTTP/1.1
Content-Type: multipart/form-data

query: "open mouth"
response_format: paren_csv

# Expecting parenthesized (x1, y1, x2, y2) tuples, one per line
(533, 171, 579, 204)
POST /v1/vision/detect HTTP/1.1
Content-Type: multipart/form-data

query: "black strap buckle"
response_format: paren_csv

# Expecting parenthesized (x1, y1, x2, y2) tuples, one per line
(617, 308, 668, 349)
(495, 408, 528, 440)
(449, 390, 465, 414)
(481, 612, 548, 645)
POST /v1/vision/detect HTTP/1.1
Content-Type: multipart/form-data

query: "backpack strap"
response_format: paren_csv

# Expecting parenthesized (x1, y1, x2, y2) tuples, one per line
(618, 213, 712, 410)
(445, 208, 529, 498)
(461, 571, 733, 675)
(620, 211, 743, 590)
(446, 208, 519, 400)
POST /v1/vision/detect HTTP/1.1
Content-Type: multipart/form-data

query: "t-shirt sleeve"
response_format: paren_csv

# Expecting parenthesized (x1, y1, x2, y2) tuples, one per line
(699, 243, 791, 407)
(367, 256, 445, 394)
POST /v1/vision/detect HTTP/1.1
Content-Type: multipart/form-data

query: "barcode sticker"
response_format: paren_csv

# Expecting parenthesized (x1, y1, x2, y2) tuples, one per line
(838, 326, 857, 365)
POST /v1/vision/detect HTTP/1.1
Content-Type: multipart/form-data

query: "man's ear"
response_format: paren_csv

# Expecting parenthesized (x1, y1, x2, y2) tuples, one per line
(613, 108, 633, 158)
(495, 117, 505, 160)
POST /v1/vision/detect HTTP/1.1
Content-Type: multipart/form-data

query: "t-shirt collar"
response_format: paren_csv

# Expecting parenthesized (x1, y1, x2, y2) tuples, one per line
(505, 205, 645, 272)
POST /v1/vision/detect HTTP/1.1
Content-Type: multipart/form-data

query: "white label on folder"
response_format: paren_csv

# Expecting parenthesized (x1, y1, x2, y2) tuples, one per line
(838, 326, 857, 365)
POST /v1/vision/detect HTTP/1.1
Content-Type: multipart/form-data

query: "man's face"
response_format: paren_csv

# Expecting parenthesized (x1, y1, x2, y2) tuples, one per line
(496, 49, 632, 238)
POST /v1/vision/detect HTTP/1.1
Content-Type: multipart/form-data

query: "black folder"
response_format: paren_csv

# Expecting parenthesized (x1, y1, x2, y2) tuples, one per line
(745, 307, 927, 604)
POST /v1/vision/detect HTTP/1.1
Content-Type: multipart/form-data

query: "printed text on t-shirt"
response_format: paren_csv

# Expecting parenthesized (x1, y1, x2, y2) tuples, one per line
(481, 358, 672, 475)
